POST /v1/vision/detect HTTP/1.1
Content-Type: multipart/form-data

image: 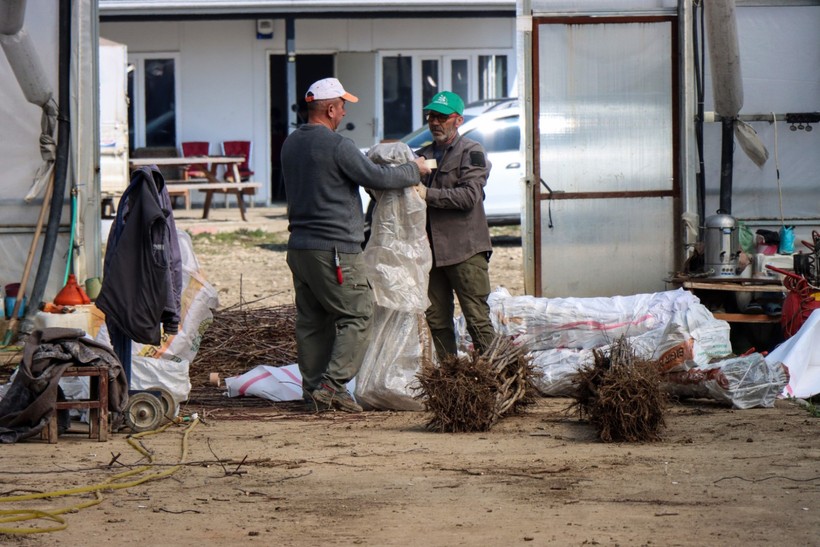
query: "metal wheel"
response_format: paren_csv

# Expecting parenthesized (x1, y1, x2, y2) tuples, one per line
(124, 392, 163, 432)
(145, 386, 178, 419)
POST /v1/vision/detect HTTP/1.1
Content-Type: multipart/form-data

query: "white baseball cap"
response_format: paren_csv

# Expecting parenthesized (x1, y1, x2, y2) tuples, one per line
(305, 77, 359, 103)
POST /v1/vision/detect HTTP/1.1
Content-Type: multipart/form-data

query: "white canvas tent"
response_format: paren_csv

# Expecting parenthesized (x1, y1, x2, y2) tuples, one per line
(0, 0, 101, 337)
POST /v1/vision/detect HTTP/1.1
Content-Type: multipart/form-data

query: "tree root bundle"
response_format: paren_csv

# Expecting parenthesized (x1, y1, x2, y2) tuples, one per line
(415, 335, 539, 433)
(571, 336, 667, 443)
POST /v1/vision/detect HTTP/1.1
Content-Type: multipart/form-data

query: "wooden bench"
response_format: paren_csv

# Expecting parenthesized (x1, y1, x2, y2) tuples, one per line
(164, 180, 262, 221)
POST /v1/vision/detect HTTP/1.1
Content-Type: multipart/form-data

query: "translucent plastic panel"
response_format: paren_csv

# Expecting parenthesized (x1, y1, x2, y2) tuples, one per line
(537, 22, 673, 193)
(538, 197, 675, 298)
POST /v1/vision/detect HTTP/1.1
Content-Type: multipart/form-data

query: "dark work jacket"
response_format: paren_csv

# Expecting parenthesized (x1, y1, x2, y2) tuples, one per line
(417, 134, 493, 267)
(96, 167, 182, 345)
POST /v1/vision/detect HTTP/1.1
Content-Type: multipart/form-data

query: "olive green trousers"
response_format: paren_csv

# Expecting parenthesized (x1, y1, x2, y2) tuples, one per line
(286, 249, 373, 396)
(426, 252, 495, 359)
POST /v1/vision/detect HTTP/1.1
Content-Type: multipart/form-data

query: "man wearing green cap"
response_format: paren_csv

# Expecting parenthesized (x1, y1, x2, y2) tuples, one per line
(414, 91, 496, 359)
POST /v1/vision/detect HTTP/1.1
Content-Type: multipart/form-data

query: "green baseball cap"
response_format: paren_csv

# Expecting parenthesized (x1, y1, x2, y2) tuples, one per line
(423, 91, 464, 116)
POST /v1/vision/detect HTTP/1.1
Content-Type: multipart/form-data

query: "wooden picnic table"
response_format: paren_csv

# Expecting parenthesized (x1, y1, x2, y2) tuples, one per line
(128, 156, 260, 221)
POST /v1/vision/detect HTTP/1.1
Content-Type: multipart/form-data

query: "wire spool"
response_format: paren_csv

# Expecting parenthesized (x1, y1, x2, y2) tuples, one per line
(144, 386, 178, 419)
(124, 392, 163, 432)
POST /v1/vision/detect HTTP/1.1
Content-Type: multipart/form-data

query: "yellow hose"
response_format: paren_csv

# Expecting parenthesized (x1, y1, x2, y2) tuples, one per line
(0, 417, 199, 534)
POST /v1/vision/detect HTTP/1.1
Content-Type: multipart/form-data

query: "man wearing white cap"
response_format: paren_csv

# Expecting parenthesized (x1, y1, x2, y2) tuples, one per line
(281, 77, 431, 413)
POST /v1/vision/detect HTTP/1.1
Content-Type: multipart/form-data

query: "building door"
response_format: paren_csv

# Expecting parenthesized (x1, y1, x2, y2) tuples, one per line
(127, 52, 180, 151)
(531, 16, 680, 297)
(337, 52, 377, 147)
(269, 54, 333, 200)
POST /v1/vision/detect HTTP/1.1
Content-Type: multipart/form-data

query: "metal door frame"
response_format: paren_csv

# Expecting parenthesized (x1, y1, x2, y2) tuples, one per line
(530, 15, 682, 296)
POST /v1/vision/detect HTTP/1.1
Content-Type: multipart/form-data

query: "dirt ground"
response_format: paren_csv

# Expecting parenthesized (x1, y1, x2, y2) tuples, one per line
(1, 205, 818, 546)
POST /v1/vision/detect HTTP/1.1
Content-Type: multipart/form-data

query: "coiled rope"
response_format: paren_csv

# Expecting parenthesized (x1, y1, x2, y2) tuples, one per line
(0, 417, 199, 535)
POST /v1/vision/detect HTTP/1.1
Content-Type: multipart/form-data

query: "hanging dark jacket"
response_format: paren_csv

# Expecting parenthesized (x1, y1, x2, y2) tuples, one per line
(96, 166, 182, 345)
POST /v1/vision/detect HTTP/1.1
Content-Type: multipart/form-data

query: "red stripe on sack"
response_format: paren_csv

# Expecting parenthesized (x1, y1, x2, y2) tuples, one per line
(238, 370, 273, 396)
(557, 314, 655, 331)
(280, 367, 301, 386)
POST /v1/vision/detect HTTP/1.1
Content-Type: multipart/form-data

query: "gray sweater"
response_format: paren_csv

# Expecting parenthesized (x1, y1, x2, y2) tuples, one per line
(282, 124, 420, 253)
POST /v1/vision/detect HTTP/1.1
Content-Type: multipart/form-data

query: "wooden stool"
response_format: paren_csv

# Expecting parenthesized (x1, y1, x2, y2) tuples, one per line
(43, 365, 109, 443)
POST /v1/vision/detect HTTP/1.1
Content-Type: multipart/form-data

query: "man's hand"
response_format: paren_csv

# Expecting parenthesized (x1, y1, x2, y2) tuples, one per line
(414, 156, 432, 176)
(414, 184, 427, 200)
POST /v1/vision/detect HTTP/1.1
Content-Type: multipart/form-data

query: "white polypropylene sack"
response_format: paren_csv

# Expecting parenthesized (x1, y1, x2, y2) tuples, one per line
(486, 287, 694, 351)
(508, 288, 739, 403)
(225, 364, 304, 402)
(766, 309, 820, 399)
(130, 355, 191, 408)
(224, 364, 358, 403)
(530, 348, 592, 396)
(532, 323, 674, 396)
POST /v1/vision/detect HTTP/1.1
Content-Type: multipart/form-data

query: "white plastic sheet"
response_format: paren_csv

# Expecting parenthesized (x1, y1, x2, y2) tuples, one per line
(664, 354, 789, 410)
(353, 142, 433, 410)
(354, 309, 427, 411)
(766, 309, 820, 399)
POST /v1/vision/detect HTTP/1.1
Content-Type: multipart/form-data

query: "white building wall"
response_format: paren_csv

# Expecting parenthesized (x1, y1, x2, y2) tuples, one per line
(100, 17, 515, 204)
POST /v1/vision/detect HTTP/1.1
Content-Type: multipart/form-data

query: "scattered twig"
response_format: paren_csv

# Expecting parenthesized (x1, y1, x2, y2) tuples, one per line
(232, 455, 248, 476)
(205, 438, 248, 477)
(272, 470, 313, 483)
(713, 474, 820, 484)
(189, 304, 298, 392)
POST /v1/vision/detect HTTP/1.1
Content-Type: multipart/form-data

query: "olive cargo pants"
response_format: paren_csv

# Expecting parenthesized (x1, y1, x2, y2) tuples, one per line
(286, 249, 374, 396)
(426, 252, 495, 359)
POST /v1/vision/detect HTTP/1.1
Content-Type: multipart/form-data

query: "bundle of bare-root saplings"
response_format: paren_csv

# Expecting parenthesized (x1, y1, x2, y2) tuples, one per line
(571, 336, 667, 442)
(416, 335, 539, 432)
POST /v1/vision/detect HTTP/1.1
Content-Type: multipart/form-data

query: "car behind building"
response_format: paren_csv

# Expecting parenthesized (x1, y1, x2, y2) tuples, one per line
(363, 99, 523, 227)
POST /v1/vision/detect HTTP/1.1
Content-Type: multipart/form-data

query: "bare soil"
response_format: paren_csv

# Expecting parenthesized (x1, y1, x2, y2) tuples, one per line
(1, 206, 818, 546)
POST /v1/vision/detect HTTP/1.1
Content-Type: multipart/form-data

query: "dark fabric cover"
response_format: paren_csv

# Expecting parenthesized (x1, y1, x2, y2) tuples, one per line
(0, 328, 129, 443)
(96, 166, 182, 345)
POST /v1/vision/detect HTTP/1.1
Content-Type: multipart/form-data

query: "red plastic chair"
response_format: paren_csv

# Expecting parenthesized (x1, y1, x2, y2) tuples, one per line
(221, 141, 255, 181)
(180, 141, 212, 180)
